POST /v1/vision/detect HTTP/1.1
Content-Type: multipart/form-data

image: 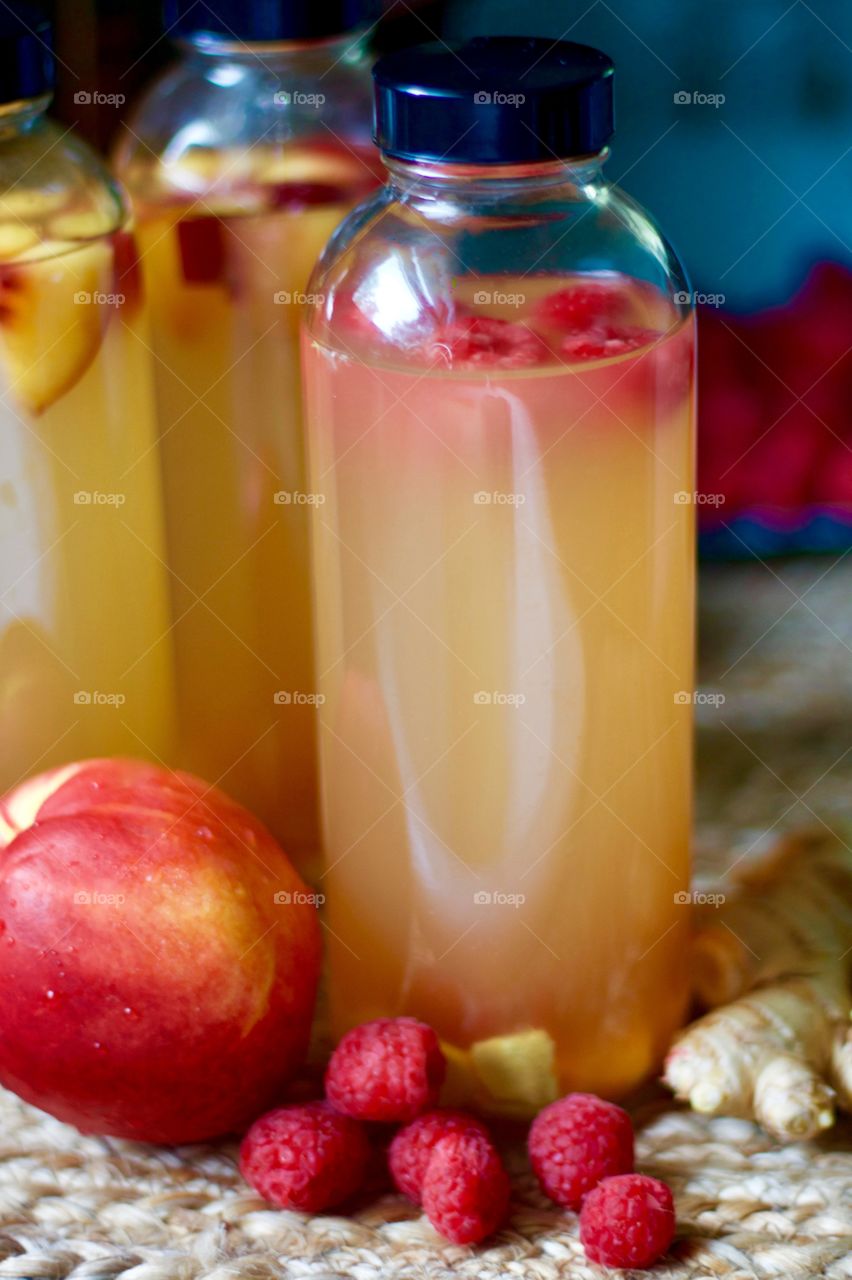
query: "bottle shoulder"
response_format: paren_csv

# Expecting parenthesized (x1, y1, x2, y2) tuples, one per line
(308, 176, 690, 304)
(114, 52, 375, 197)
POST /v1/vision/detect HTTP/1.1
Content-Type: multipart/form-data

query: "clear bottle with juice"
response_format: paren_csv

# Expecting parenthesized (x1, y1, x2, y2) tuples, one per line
(302, 37, 696, 1111)
(114, 0, 381, 868)
(0, 4, 174, 792)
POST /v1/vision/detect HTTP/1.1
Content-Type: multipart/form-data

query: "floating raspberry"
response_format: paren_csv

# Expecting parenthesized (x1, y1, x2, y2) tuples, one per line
(176, 215, 228, 286)
(389, 1108, 490, 1202)
(239, 1101, 370, 1212)
(560, 325, 658, 361)
(533, 281, 632, 332)
(325, 1017, 446, 1122)
(426, 315, 548, 369)
(421, 1129, 510, 1244)
(528, 1093, 634, 1209)
(580, 1173, 675, 1269)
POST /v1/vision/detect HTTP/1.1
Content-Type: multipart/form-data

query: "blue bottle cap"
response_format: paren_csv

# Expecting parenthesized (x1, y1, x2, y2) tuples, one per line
(164, 0, 379, 45)
(0, 2, 53, 104)
(373, 36, 615, 164)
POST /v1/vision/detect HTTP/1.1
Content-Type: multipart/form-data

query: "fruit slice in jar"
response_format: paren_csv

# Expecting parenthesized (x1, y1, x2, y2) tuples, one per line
(0, 239, 112, 414)
(260, 144, 381, 206)
(0, 224, 39, 260)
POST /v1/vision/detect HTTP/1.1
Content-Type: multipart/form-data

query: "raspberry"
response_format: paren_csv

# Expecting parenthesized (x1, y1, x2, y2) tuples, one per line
(560, 325, 658, 361)
(528, 1093, 634, 1209)
(389, 1108, 490, 1202)
(325, 1017, 446, 1122)
(534, 281, 632, 332)
(421, 1129, 510, 1244)
(580, 1173, 675, 1269)
(426, 315, 548, 369)
(176, 215, 228, 286)
(239, 1101, 370, 1212)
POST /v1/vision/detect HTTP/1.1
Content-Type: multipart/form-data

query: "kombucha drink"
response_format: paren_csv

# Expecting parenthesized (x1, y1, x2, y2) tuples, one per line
(0, 84, 173, 791)
(118, 147, 379, 862)
(117, 4, 380, 865)
(303, 274, 695, 1107)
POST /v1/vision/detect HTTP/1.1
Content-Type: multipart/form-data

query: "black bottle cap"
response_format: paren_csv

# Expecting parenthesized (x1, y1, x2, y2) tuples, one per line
(0, 2, 53, 104)
(373, 36, 615, 164)
(165, 0, 379, 45)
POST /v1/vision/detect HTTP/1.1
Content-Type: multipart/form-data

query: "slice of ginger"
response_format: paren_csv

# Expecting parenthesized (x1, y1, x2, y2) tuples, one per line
(472, 1028, 560, 1113)
(0, 224, 39, 260)
(440, 1028, 559, 1118)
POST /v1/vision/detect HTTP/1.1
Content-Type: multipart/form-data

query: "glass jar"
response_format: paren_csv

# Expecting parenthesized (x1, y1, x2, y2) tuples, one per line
(114, 0, 381, 869)
(0, 6, 174, 791)
(302, 37, 696, 1111)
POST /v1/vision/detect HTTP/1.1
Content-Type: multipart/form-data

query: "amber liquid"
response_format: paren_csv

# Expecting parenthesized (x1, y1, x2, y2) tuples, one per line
(126, 144, 380, 866)
(0, 229, 174, 789)
(303, 277, 695, 1105)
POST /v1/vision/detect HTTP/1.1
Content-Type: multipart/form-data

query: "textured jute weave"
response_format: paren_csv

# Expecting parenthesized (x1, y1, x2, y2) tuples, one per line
(1, 1092, 852, 1280)
(2, 559, 852, 1279)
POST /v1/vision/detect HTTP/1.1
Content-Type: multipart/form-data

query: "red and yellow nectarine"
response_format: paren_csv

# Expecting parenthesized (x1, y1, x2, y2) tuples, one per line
(0, 758, 321, 1143)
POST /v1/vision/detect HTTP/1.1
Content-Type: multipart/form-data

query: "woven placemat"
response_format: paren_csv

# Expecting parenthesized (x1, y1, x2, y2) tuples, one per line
(1, 1091, 851, 1280)
(3, 556, 852, 1278)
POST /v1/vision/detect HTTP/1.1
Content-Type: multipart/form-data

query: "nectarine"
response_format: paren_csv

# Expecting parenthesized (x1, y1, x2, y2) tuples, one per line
(0, 758, 321, 1143)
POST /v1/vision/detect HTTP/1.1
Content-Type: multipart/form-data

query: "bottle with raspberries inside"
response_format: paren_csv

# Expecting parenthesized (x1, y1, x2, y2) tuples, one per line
(302, 37, 696, 1114)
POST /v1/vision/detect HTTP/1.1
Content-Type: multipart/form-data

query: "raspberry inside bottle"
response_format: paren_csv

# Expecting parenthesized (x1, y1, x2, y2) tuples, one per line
(302, 37, 696, 1110)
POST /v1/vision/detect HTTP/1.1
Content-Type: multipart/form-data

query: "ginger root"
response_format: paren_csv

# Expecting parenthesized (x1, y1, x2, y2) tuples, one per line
(663, 828, 852, 1141)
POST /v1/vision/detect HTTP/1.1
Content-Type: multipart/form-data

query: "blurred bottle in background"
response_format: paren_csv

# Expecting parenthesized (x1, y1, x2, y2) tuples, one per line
(114, 1, 381, 867)
(0, 2, 174, 792)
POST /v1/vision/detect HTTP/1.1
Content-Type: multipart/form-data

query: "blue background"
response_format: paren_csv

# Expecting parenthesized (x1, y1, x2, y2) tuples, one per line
(442, 0, 852, 310)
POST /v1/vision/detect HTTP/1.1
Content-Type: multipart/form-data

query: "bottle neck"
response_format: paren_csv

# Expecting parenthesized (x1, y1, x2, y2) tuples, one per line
(382, 151, 608, 201)
(0, 95, 50, 141)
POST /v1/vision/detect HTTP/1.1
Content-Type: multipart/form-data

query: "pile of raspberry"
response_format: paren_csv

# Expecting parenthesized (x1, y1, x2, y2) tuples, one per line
(239, 1017, 676, 1268)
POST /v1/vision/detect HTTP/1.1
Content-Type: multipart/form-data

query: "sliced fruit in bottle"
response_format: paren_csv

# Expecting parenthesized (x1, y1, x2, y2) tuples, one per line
(0, 224, 39, 259)
(0, 239, 112, 413)
(0, 188, 64, 221)
(46, 208, 114, 241)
